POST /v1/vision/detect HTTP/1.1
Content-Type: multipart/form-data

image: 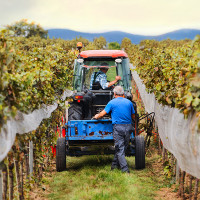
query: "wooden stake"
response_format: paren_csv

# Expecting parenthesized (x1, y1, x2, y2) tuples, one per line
(15, 160, 23, 200)
(175, 160, 179, 183)
(189, 175, 192, 200)
(0, 162, 3, 200)
(2, 162, 7, 200)
(162, 146, 166, 163)
(158, 137, 161, 154)
(20, 159, 24, 199)
(24, 145, 30, 180)
(178, 169, 182, 196)
(8, 158, 14, 200)
(194, 178, 199, 200)
(172, 156, 176, 175)
(65, 101, 68, 123)
(29, 141, 33, 175)
(178, 170, 186, 199)
(39, 163, 43, 182)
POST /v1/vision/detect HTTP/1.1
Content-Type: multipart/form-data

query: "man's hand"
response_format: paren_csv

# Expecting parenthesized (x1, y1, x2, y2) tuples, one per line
(108, 76, 121, 87)
(115, 76, 121, 81)
(93, 114, 100, 119)
(93, 110, 107, 119)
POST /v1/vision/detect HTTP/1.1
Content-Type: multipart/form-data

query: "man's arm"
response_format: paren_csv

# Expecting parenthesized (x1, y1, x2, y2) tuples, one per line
(108, 76, 121, 87)
(93, 110, 107, 119)
(132, 114, 135, 120)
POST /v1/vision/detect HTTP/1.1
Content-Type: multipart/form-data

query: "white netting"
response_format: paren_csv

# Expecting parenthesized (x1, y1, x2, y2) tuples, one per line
(0, 89, 73, 162)
(132, 69, 200, 178)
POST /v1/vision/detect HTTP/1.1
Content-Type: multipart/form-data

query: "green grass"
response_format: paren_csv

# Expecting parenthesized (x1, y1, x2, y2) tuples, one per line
(41, 153, 168, 200)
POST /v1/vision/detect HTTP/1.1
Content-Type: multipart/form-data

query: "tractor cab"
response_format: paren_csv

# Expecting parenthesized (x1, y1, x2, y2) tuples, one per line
(73, 50, 132, 93)
(70, 49, 134, 120)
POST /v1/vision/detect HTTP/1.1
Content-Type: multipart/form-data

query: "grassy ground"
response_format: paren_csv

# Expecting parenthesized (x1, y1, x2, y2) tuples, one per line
(32, 148, 178, 200)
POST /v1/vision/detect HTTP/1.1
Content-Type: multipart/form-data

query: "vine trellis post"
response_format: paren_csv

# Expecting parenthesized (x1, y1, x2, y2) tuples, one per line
(65, 101, 68, 124)
(29, 141, 33, 175)
(0, 163, 2, 200)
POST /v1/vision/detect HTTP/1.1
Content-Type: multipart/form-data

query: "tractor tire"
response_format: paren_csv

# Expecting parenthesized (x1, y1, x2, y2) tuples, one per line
(56, 137, 66, 172)
(68, 103, 82, 120)
(135, 135, 145, 169)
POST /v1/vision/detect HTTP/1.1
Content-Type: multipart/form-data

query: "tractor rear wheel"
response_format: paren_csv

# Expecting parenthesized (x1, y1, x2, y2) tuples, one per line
(135, 135, 145, 169)
(68, 103, 82, 120)
(56, 137, 66, 172)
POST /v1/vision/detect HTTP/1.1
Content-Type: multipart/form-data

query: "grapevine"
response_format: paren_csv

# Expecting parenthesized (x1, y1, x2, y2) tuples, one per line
(123, 37, 200, 128)
(0, 27, 110, 199)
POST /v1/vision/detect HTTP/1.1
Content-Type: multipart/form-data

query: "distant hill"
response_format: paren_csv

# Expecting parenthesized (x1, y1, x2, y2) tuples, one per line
(47, 28, 200, 44)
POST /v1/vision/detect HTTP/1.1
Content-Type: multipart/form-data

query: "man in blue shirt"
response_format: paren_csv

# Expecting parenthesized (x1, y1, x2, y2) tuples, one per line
(90, 62, 121, 90)
(94, 86, 135, 173)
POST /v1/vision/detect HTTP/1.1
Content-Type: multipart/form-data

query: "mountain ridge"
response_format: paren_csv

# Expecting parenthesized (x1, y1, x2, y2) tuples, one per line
(47, 28, 200, 44)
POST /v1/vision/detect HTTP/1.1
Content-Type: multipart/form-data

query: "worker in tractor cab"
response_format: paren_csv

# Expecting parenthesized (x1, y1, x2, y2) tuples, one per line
(90, 62, 121, 90)
(93, 86, 135, 173)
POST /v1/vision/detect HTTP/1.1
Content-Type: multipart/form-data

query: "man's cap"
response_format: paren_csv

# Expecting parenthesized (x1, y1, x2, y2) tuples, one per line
(100, 62, 109, 69)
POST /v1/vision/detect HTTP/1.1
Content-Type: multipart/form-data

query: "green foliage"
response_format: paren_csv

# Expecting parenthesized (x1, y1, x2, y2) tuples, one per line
(0, 26, 79, 193)
(0, 29, 77, 129)
(83, 36, 107, 50)
(0, 23, 113, 169)
(126, 37, 200, 127)
(6, 19, 48, 38)
(0, 26, 114, 189)
(93, 36, 107, 49)
(57, 36, 90, 51)
(108, 41, 120, 50)
(121, 37, 132, 51)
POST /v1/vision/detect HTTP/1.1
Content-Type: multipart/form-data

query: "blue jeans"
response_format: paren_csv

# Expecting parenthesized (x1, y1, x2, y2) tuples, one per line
(112, 124, 133, 172)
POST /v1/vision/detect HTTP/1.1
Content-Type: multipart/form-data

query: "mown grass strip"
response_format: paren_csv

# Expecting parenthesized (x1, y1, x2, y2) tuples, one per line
(41, 153, 169, 200)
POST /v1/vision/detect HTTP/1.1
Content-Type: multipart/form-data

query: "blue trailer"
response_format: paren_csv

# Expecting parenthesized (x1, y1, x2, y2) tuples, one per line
(56, 118, 149, 171)
(65, 119, 135, 156)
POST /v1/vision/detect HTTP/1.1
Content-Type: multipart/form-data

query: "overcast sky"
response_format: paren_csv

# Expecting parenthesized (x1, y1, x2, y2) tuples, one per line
(1, 0, 200, 35)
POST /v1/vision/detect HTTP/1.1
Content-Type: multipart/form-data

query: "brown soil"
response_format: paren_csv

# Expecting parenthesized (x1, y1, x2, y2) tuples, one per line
(155, 186, 182, 200)
(29, 162, 56, 200)
(29, 188, 49, 200)
(146, 147, 182, 200)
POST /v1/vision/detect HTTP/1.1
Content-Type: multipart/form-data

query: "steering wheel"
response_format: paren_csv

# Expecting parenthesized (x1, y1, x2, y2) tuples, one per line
(108, 81, 121, 91)
(115, 80, 123, 86)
